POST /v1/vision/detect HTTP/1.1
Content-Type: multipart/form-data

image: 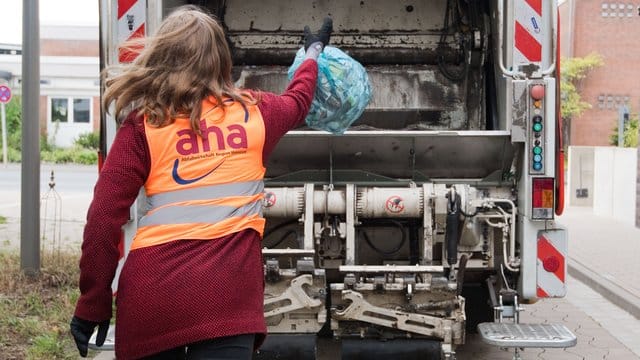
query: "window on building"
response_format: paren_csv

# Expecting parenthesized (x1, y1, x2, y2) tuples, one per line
(51, 98, 68, 123)
(607, 95, 614, 109)
(601, 2, 637, 17)
(598, 94, 606, 109)
(598, 94, 630, 110)
(73, 98, 91, 123)
(50, 97, 92, 124)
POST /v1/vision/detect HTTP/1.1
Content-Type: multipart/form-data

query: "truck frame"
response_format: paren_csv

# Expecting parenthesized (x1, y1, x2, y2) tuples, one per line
(97, 1, 577, 358)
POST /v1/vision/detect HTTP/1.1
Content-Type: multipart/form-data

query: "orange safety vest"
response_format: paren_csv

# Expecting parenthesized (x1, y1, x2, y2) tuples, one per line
(131, 97, 266, 250)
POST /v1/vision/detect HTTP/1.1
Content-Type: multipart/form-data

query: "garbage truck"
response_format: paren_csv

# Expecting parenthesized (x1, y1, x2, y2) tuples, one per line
(97, 0, 577, 358)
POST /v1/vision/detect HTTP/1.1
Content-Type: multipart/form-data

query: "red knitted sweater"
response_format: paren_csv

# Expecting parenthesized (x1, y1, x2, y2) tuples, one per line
(74, 60, 318, 359)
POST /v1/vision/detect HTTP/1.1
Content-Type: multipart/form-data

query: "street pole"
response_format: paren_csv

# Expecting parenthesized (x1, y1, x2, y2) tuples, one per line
(1, 102, 7, 166)
(21, 0, 40, 274)
(618, 105, 629, 147)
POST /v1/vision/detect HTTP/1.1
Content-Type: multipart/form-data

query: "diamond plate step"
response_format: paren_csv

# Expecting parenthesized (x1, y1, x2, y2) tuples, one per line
(477, 323, 577, 348)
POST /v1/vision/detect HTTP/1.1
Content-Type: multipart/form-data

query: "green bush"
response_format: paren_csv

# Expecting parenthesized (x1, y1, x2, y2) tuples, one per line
(40, 135, 55, 153)
(74, 132, 99, 150)
(8, 129, 21, 151)
(5, 96, 22, 150)
(7, 148, 21, 162)
(610, 116, 639, 148)
(41, 149, 73, 164)
(72, 149, 98, 165)
(40, 147, 98, 165)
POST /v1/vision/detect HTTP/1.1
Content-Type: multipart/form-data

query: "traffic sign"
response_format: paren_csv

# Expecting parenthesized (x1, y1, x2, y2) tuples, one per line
(0, 85, 11, 104)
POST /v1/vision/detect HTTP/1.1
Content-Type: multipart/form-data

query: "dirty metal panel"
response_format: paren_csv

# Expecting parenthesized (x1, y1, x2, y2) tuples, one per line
(511, 80, 527, 142)
(266, 131, 515, 180)
(229, 34, 451, 65)
(223, 0, 447, 32)
(236, 65, 471, 130)
(221, 0, 455, 65)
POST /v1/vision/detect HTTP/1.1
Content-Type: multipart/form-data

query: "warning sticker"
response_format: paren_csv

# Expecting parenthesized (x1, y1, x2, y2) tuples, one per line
(263, 191, 276, 208)
(385, 196, 405, 213)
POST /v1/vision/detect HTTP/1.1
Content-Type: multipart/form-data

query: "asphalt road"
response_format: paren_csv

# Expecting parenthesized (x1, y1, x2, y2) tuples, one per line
(0, 163, 97, 251)
(0, 163, 97, 194)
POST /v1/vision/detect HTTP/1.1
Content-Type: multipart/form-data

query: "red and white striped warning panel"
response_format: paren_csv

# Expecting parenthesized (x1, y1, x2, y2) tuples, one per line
(514, 0, 543, 65)
(118, 0, 146, 63)
(536, 230, 567, 298)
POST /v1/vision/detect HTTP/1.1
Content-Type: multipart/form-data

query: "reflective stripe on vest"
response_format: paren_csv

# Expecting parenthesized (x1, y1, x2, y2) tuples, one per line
(131, 98, 266, 250)
(146, 180, 264, 209)
(139, 194, 263, 227)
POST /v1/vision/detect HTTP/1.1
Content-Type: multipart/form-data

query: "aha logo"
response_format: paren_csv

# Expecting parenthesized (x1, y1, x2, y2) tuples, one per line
(176, 120, 248, 155)
(172, 120, 248, 185)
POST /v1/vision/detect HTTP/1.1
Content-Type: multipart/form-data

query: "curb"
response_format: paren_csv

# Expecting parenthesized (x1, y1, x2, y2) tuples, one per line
(568, 257, 640, 320)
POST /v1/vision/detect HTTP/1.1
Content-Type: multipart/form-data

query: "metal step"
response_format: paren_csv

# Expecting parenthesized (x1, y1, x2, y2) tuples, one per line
(477, 323, 577, 348)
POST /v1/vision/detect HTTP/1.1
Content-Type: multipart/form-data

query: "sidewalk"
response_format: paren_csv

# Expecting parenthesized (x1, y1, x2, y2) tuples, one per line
(557, 206, 640, 319)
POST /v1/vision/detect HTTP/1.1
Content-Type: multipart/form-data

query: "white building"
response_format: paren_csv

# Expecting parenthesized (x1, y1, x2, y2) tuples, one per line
(0, 24, 99, 148)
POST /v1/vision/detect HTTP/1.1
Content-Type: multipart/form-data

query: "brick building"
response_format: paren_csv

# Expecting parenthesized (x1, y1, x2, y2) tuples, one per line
(0, 24, 99, 147)
(559, 0, 640, 146)
(559, 0, 640, 226)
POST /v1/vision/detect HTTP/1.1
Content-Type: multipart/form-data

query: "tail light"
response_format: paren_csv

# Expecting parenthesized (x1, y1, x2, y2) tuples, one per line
(532, 178, 554, 220)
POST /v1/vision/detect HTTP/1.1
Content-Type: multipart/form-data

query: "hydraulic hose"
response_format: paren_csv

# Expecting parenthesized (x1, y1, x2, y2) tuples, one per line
(445, 190, 462, 267)
(358, 220, 407, 256)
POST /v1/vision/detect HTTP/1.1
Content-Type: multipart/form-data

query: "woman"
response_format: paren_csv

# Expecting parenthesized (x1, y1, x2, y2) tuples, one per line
(70, 5, 332, 359)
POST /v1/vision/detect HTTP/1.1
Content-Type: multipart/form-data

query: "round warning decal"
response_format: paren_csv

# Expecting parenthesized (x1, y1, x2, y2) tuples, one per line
(385, 195, 405, 213)
(263, 191, 276, 208)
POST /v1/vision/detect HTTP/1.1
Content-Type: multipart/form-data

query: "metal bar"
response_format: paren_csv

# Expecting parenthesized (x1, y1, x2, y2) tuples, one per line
(345, 184, 356, 266)
(21, 0, 40, 274)
(339, 265, 444, 273)
(422, 183, 434, 264)
(303, 183, 314, 250)
(496, 0, 524, 79)
(262, 249, 316, 256)
(282, 130, 512, 137)
(540, 0, 559, 76)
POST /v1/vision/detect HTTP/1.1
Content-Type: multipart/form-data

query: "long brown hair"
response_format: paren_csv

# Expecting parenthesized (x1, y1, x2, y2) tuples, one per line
(102, 5, 257, 134)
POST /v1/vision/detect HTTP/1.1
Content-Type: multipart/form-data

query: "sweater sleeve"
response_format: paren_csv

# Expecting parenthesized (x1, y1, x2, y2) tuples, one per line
(258, 58, 318, 162)
(74, 113, 151, 322)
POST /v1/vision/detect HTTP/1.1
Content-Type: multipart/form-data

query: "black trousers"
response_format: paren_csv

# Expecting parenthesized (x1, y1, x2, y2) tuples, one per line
(141, 334, 255, 360)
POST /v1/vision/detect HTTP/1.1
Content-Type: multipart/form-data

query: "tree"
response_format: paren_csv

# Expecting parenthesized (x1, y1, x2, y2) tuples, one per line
(560, 53, 604, 146)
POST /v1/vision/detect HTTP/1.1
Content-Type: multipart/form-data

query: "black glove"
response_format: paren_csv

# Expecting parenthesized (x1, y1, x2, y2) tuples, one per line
(70, 316, 110, 357)
(304, 17, 333, 50)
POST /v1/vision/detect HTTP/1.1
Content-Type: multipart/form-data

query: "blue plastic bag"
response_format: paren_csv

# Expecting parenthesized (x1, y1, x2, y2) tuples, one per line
(288, 46, 372, 134)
